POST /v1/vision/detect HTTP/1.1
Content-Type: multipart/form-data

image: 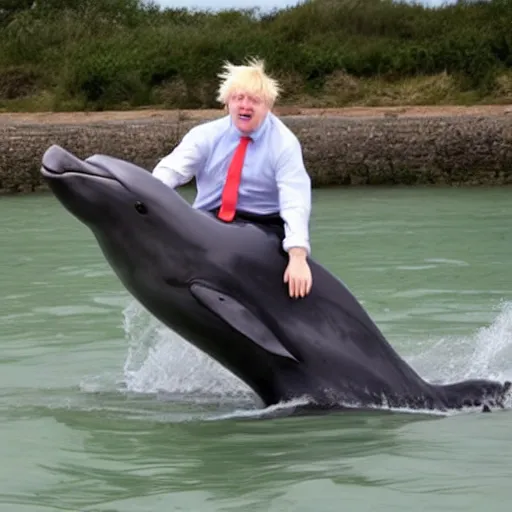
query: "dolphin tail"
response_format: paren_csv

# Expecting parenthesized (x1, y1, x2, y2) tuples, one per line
(433, 379, 511, 411)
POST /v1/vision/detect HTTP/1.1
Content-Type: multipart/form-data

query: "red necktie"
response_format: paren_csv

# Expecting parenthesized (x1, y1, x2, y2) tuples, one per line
(218, 136, 251, 222)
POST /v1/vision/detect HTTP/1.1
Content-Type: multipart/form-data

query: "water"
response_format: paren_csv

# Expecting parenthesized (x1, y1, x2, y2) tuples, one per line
(1, 187, 511, 511)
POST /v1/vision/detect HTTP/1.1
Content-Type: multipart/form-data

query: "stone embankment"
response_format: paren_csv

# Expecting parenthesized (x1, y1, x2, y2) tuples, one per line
(0, 105, 511, 193)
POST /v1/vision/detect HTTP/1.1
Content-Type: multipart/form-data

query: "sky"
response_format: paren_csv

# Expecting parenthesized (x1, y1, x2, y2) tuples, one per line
(154, 0, 453, 11)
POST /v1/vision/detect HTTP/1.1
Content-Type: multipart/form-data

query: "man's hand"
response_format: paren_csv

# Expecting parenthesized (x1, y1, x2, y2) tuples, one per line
(283, 247, 312, 298)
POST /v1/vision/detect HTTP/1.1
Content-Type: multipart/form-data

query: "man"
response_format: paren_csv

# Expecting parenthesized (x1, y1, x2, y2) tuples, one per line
(152, 58, 313, 299)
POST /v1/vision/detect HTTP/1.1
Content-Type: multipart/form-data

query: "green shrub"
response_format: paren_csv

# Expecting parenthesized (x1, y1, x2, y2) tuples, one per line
(0, 0, 510, 110)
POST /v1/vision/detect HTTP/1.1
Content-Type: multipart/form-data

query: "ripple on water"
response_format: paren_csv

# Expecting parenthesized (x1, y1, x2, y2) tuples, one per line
(57, 263, 113, 278)
(423, 258, 470, 267)
(32, 305, 112, 317)
(391, 288, 512, 299)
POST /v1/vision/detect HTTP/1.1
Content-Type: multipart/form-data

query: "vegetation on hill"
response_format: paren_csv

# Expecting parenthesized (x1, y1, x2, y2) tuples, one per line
(0, 0, 511, 111)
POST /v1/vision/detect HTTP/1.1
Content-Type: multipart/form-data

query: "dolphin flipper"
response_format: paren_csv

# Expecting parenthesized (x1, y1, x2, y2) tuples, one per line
(190, 283, 298, 362)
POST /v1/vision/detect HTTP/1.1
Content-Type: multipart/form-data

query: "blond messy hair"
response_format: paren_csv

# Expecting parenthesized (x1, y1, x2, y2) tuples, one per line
(216, 57, 281, 108)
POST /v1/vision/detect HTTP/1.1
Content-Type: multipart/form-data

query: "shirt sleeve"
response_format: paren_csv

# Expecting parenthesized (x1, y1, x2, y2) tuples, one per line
(275, 137, 312, 255)
(152, 127, 207, 188)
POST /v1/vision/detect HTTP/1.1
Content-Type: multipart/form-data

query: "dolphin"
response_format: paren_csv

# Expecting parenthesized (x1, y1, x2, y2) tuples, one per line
(40, 144, 510, 414)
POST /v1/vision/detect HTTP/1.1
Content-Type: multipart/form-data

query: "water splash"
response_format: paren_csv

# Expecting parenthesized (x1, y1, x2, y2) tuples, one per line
(122, 299, 254, 402)
(407, 301, 512, 385)
(120, 299, 512, 415)
(462, 301, 512, 381)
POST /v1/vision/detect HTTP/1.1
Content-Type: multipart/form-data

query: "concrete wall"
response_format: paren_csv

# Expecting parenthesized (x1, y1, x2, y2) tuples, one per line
(1, 112, 511, 193)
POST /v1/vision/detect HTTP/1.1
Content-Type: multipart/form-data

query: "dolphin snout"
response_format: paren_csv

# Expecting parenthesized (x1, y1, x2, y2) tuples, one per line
(41, 145, 111, 180)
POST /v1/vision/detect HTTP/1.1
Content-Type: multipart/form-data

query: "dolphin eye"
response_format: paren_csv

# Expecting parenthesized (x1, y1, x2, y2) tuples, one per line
(134, 201, 148, 215)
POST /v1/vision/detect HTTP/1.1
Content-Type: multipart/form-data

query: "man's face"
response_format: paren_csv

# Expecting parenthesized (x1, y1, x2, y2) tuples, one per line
(227, 91, 270, 134)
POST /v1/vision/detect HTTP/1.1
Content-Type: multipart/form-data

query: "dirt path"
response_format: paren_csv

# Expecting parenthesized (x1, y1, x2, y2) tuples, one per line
(1, 104, 511, 125)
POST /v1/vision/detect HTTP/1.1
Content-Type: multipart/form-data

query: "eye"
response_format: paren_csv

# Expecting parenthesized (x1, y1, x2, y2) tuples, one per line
(134, 201, 148, 215)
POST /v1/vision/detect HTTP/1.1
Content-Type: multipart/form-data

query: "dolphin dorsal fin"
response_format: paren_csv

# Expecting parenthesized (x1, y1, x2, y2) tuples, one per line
(189, 283, 298, 362)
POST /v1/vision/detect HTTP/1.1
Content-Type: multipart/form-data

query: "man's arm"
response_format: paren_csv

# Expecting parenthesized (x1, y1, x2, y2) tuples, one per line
(275, 137, 312, 256)
(152, 128, 207, 188)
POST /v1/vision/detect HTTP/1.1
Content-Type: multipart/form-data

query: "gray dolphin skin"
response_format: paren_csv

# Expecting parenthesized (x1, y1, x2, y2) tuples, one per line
(40, 144, 510, 414)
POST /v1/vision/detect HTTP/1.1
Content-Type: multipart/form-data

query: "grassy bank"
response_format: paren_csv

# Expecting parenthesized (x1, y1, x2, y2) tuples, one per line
(0, 0, 511, 112)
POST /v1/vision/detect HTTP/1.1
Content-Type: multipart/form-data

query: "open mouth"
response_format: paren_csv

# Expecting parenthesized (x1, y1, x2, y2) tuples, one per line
(238, 113, 252, 122)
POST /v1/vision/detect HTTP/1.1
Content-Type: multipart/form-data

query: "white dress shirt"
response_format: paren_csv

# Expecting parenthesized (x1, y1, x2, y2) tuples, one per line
(152, 112, 311, 254)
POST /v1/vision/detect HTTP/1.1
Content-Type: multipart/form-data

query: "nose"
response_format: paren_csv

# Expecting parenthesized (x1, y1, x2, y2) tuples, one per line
(239, 97, 253, 109)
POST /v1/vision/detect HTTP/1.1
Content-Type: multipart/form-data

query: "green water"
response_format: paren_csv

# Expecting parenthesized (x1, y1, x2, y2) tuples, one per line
(1, 187, 511, 511)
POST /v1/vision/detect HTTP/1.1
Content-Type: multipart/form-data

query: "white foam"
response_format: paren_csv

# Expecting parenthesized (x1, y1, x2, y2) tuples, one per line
(121, 299, 253, 400)
(407, 300, 512, 385)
